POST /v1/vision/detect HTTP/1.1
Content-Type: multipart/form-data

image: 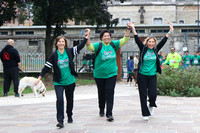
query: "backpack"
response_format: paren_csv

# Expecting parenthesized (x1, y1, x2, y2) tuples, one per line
(92, 42, 117, 69)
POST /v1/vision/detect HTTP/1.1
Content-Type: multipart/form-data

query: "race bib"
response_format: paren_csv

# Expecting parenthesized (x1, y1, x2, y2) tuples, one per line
(170, 60, 174, 63)
(194, 60, 198, 64)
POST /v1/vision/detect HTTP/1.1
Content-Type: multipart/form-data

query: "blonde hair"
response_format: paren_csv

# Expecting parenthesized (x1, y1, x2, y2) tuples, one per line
(143, 37, 157, 46)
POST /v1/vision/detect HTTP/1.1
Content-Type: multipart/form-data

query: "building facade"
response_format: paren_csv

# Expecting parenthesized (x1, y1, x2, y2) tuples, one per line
(108, 0, 200, 25)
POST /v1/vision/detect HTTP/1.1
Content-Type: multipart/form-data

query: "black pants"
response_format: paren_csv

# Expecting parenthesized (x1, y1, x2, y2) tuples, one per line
(54, 83, 75, 123)
(78, 64, 86, 72)
(3, 67, 19, 94)
(127, 73, 133, 82)
(137, 73, 157, 116)
(95, 75, 117, 117)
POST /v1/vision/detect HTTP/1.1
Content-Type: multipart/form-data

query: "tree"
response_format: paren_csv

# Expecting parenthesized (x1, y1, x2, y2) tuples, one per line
(0, 0, 23, 26)
(31, 0, 125, 61)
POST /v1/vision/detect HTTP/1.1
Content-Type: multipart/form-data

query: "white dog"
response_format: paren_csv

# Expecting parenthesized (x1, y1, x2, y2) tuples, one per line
(18, 77, 46, 97)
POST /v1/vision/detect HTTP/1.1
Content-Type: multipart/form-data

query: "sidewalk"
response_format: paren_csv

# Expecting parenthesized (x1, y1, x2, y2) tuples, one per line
(0, 81, 199, 133)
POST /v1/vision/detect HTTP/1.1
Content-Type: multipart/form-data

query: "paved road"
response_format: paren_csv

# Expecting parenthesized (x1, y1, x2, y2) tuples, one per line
(0, 81, 199, 133)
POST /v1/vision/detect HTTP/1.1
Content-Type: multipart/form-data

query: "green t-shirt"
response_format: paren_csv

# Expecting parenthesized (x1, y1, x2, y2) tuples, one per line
(88, 60, 92, 66)
(140, 49, 157, 76)
(93, 40, 119, 78)
(191, 55, 200, 65)
(83, 60, 87, 65)
(54, 49, 75, 86)
(182, 55, 191, 65)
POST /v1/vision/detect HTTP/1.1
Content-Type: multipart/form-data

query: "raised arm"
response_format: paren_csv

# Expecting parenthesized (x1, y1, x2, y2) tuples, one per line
(156, 23, 174, 50)
(119, 22, 132, 47)
(166, 23, 174, 38)
(130, 23, 144, 50)
(125, 22, 132, 37)
(131, 23, 138, 35)
(85, 29, 96, 51)
(85, 29, 91, 46)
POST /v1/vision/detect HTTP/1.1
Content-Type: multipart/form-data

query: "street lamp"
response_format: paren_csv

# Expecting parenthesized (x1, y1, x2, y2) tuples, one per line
(198, 0, 200, 52)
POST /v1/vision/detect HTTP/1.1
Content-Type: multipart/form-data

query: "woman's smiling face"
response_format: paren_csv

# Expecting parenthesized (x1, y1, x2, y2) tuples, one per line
(101, 32, 111, 44)
(147, 38, 156, 49)
(57, 38, 66, 50)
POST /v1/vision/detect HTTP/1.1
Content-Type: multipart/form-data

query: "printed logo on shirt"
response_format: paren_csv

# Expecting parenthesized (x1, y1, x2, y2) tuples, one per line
(144, 51, 156, 61)
(102, 50, 116, 60)
(57, 59, 69, 68)
(3, 52, 10, 60)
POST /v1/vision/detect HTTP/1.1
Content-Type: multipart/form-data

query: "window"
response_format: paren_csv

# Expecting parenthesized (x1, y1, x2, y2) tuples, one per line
(0, 32, 8, 35)
(95, 30, 114, 34)
(153, 18, 163, 24)
(15, 31, 34, 35)
(179, 20, 184, 24)
(136, 30, 145, 33)
(151, 30, 168, 33)
(181, 29, 198, 32)
(115, 0, 131, 1)
(121, 18, 130, 25)
(29, 40, 38, 46)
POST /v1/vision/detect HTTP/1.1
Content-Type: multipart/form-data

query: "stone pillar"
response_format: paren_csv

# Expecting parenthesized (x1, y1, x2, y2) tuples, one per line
(116, 48, 122, 80)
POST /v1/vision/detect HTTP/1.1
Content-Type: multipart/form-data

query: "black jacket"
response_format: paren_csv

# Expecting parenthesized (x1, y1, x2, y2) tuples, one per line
(0, 45, 20, 70)
(40, 38, 87, 83)
(134, 35, 168, 74)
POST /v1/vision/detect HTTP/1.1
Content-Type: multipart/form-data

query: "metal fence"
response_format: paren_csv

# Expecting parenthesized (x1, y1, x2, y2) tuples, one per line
(0, 51, 139, 76)
(20, 52, 45, 72)
(0, 52, 46, 72)
(0, 52, 85, 73)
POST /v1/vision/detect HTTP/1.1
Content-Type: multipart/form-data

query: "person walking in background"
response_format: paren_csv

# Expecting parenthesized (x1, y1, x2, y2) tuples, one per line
(126, 55, 134, 86)
(130, 23, 174, 120)
(182, 50, 191, 68)
(134, 54, 139, 72)
(158, 51, 163, 65)
(35, 30, 90, 128)
(0, 39, 22, 97)
(160, 53, 167, 69)
(179, 61, 184, 69)
(191, 51, 200, 66)
(163, 47, 182, 68)
(78, 52, 87, 72)
(85, 22, 132, 122)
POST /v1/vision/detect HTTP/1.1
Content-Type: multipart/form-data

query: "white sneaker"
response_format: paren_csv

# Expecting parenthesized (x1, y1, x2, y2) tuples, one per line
(148, 106, 154, 116)
(126, 84, 130, 87)
(143, 116, 149, 121)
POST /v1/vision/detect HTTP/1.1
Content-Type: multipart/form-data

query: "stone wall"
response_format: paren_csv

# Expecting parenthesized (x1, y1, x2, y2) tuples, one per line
(0, 25, 199, 57)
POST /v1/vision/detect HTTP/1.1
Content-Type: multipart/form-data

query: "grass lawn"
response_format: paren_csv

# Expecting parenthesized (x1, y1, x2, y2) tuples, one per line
(0, 78, 95, 97)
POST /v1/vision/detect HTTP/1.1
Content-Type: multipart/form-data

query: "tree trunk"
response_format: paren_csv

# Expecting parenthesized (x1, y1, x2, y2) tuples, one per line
(45, 21, 53, 61)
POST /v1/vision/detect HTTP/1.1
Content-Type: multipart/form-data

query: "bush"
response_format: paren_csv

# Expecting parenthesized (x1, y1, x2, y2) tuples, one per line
(157, 65, 200, 97)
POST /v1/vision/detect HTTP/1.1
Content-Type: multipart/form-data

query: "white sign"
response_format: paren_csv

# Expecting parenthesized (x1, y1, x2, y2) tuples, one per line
(183, 47, 187, 52)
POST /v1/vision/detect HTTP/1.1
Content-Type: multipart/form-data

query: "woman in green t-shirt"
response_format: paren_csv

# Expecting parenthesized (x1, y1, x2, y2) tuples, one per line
(35, 30, 90, 128)
(130, 23, 174, 121)
(85, 22, 132, 122)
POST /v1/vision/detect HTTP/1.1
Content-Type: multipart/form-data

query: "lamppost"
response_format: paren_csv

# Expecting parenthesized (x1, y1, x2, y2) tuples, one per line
(198, 0, 200, 52)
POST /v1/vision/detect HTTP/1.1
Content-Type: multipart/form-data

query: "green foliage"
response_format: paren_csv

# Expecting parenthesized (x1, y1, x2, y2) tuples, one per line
(0, 0, 23, 26)
(76, 78, 95, 85)
(187, 85, 200, 97)
(157, 65, 200, 97)
(30, 0, 123, 61)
